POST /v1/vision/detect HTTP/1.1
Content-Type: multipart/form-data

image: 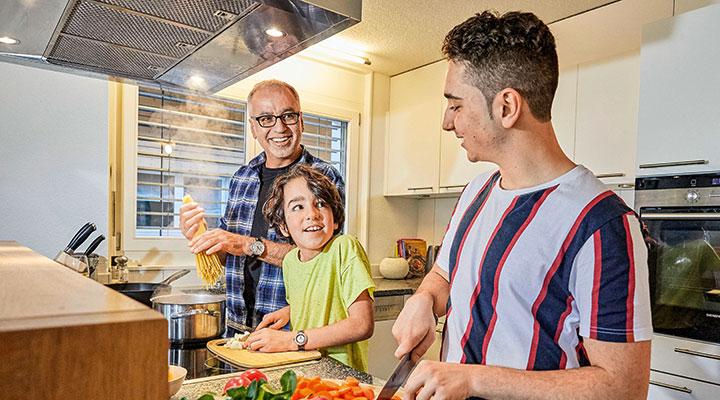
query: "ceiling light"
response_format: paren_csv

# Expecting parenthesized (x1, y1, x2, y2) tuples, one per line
(0, 36, 20, 45)
(333, 52, 371, 65)
(302, 38, 372, 66)
(187, 75, 207, 90)
(302, 47, 371, 66)
(265, 28, 285, 38)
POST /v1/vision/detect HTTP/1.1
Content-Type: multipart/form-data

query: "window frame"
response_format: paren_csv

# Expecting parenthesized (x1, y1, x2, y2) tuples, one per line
(117, 84, 360, 260)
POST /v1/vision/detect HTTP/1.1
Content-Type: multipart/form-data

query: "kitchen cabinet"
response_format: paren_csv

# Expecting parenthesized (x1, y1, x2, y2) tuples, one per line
(574, 50, 640, 186)
(368, 294, 410, 378)
(637, 4, 720, 175)
(386, 59, 584, 197)
(385, 62, 443, 196)
(649, 334, 720, 397)
(648, 370, 720, 400)
(385, 61, 495, 197)
(552, 67, 579, 159)
(0, 242, 167, 399)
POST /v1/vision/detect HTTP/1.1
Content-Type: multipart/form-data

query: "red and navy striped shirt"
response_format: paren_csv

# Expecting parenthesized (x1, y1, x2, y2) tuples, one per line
(437, 166, 652, 370)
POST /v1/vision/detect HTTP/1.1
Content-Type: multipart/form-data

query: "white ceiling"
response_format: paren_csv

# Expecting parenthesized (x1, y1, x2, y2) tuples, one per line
(333, 0, 617, 76)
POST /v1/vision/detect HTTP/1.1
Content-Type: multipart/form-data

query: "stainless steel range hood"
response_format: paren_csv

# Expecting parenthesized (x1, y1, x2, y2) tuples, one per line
(0, 0, 361, 93)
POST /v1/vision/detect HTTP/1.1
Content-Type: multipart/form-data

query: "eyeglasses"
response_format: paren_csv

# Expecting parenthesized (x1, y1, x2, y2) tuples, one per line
(252, 112, 300, 128)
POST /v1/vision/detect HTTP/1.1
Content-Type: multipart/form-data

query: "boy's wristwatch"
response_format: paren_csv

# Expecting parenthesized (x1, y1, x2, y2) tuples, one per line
(294, 330, 307, 351)
(249, 237, 265, 257)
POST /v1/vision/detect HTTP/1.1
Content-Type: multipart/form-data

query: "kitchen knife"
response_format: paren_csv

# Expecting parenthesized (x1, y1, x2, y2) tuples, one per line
(375, 353, 416, 400)
(82, 234, 105, 257)
(64, 222, 96, 254)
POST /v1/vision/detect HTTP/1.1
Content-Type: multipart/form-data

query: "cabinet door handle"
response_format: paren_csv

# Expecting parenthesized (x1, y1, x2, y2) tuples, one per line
(617, 183, 635, 189)
(439, 184, 466, 189)
(407, 186, 433, 191)
(595, 172, 626, 178)
(639, 159, 709, 169)
(642, 213, 720, 220)
(649, 380, 692, 393)
(674, 347, 720, 361)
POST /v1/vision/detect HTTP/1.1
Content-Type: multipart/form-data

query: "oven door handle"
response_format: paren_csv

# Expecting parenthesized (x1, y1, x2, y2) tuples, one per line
(641, 212, 720, 220)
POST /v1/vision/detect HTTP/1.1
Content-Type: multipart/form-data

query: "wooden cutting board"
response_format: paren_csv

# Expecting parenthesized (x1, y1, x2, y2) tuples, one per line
(207, 338, 322, 368)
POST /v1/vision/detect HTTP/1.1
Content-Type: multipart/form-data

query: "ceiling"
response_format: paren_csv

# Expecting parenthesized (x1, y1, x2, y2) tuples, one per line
(332, 0, 618, 76)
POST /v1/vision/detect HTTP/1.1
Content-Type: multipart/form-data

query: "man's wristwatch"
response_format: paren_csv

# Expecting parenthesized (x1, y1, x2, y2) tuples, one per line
(294, 330, 307, 351)
(249, 237, 265, 257)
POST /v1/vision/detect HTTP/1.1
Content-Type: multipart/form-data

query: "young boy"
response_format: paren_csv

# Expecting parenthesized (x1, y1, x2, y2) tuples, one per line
(244, 164, 375, 371)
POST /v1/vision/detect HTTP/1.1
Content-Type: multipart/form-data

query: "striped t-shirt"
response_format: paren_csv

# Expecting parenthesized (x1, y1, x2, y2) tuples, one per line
(436, 166, 652, 371)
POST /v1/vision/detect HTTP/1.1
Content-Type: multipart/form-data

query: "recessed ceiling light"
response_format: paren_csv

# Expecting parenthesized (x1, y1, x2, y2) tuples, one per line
(0, 36, 20, 45)
(265, 28, 285, 38)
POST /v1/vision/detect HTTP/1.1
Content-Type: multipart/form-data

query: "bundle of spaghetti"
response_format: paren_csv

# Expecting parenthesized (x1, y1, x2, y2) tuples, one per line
(183, 195, 224, 287)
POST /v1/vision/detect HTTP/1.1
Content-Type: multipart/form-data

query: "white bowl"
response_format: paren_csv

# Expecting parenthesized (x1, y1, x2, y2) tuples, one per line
(168, 365, 187, 397)
(379, 257, 409, 279)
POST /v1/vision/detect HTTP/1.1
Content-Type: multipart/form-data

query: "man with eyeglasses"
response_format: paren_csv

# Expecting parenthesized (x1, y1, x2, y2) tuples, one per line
(180, 79, 344, 333)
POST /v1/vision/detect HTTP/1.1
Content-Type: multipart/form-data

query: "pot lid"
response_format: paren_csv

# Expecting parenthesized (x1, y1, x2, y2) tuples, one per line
(152, 291, 226, 305)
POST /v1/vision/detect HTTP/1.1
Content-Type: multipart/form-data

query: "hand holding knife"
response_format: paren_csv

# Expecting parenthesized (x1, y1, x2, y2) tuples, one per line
(375, 352, 417, 400)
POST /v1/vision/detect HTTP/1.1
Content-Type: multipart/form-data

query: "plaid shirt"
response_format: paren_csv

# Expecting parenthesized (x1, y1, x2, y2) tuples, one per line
(220, 147, 345, 328)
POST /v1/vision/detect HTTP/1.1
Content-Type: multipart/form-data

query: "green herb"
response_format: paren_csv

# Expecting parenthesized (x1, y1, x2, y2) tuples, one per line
(227, 386, 248, 400)
(280, 370, 298, 393)
(191, 371, 298, 400)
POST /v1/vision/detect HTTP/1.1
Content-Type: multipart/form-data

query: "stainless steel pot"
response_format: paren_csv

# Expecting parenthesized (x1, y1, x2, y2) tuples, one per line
(152, 292, 226, 343)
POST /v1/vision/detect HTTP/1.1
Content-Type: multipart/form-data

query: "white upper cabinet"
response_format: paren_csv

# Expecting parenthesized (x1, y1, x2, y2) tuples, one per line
(637, 4, 720, 175)
(438, 100, 495, 193)
(385, 62, 444, 196)
(552, 66, 579, 159)
(386, 61, 494, 196)
(574, 50, 640, 185)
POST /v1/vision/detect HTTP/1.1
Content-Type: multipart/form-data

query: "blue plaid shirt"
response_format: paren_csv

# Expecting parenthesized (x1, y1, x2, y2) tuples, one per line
(219, 147, 345, 328)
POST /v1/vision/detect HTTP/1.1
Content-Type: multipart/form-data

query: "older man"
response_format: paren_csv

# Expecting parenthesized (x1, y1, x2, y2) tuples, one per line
(180, 79, 344, 332)
(392, 11, 652, 400)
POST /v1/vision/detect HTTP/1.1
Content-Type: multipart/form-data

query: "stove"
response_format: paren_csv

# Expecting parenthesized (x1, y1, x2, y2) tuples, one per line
(169, 340, 240, 379)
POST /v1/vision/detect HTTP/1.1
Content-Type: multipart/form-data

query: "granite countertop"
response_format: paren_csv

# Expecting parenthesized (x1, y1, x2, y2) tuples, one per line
(173, 357, 384, 400)
(372, 276, 423, 297)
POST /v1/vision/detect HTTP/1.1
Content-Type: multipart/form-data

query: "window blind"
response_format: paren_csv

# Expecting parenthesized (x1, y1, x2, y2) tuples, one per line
(136, 87, 246, 237)
(135, 87, 348, 238)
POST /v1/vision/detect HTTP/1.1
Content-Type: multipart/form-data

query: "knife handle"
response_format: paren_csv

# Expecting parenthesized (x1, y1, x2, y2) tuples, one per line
(82, 234, 105, 256)
(65, 222, 97, 253)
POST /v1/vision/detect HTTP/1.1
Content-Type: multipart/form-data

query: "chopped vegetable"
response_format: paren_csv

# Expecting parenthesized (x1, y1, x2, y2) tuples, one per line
(290, 376, 399, 400)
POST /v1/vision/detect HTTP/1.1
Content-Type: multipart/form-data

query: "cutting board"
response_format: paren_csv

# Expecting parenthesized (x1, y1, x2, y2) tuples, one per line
(207, 338, 322, 368)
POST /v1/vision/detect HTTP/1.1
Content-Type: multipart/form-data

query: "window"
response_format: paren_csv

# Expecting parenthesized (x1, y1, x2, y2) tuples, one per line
(301, 114, 347, 178)
(136, 87, 246, 237)
(133, 86, 348, 238)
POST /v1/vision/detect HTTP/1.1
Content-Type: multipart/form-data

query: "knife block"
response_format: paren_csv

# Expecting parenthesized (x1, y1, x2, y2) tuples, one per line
(53, 251, 90, 274)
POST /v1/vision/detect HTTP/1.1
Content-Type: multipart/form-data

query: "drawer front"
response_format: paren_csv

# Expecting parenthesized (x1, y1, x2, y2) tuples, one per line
(648, 370, 720, 400)
(374, 295, 405, 321)
(651, 334, 720, 383)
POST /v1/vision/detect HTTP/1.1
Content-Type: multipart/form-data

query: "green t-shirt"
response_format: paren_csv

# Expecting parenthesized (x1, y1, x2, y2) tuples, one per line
(283, 234, 375, 371)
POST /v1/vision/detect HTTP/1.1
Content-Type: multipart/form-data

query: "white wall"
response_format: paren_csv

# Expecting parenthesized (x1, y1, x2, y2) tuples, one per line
(0, 62, 108, 258)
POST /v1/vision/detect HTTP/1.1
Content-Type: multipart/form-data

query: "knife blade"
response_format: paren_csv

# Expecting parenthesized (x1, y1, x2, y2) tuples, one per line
(375, 353, 416, 400)
(64, 222, 96, 254)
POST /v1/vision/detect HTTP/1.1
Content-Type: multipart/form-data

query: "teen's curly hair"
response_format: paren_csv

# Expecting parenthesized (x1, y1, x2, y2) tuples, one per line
(263, 164, 344, 243)
(442, 11, 558, 121)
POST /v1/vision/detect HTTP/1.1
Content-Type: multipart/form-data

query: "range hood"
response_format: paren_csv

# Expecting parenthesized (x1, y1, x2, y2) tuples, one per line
(0, 0, 361, 93)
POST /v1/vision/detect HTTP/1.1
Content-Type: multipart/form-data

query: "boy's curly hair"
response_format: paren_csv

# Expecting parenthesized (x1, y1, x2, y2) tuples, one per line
(442, 11, 558, 121)
(263, 164, 344, 242)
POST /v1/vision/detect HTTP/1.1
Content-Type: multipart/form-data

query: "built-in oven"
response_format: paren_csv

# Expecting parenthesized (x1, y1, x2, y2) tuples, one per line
(636, 173, 720, 344)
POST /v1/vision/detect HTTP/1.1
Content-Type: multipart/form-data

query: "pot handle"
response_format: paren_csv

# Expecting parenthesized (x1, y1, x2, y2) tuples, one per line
(170, 309, 221, 319)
